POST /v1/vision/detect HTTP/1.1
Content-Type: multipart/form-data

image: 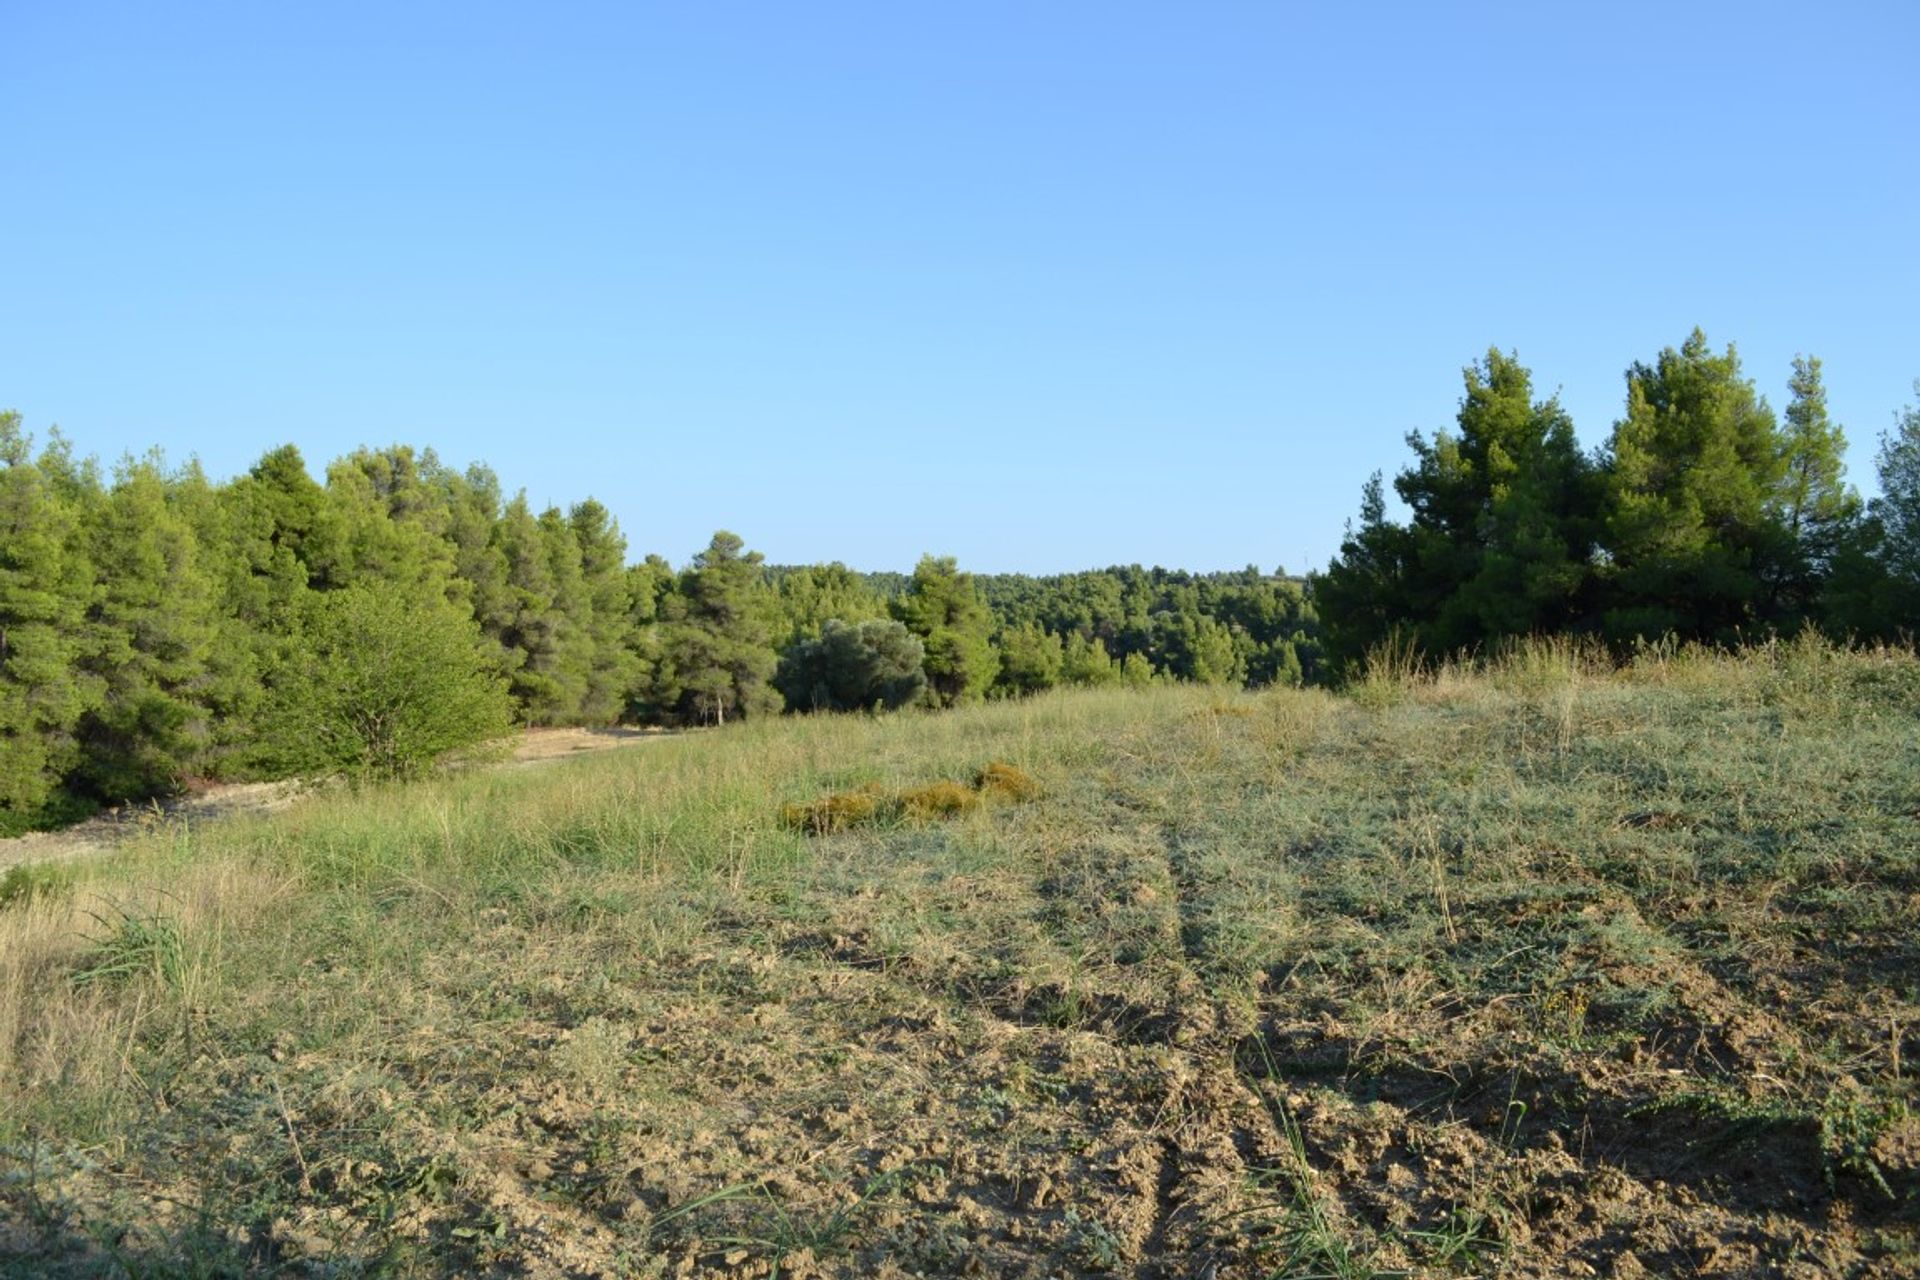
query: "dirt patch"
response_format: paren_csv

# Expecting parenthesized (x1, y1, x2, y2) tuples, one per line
(0, 781, 304, 874)
(507, 725, 673, 767)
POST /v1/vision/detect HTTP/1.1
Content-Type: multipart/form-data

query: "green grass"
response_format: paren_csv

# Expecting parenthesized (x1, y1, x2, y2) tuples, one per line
(2, 637, 1917, 1277)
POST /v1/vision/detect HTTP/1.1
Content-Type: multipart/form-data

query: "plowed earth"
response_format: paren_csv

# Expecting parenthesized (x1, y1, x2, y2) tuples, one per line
(4, 660, 1917, 1277)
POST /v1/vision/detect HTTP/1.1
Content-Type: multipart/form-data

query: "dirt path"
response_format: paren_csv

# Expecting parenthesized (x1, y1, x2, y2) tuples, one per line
(0, 727, 667, 874)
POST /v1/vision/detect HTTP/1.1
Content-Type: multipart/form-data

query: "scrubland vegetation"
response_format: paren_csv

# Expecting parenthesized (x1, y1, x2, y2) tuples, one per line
(2, 637, 1916, 1277)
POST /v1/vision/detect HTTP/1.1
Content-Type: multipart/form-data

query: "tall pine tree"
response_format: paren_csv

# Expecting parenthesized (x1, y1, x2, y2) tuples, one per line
(1771, 356, 1859, 624)
(657, 532, 782, 725)
(891, 555, 999, 706)
(1600, 330, 1788, 642)
(0, 415, 95, 827)
(71, 455, 223, 801)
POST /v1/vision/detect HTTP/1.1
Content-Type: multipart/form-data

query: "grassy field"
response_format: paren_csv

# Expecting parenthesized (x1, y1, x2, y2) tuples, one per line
(2, 638, 1917, 1278)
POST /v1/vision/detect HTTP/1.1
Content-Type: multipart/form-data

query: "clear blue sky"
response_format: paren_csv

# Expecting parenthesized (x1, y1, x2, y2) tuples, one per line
(4, 2, 1915, 574)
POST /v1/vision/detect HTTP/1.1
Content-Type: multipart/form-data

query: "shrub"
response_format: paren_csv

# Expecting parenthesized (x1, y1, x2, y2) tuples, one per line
(776, 619, 927, 713)
(257, 583, 514, 781)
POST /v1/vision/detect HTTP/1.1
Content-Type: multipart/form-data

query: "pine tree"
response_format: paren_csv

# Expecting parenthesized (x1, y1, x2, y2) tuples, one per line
(1060, 632, 1120, 686)
(771, 563, 888, 648)
(239, 445, 345, 588)
(1312, 473, 1415, 679)
(1155, 612, 1243, 685)
(993, 622, 1064, 696)
(0, 414, 95, 827)
(433, 462, 517, 669)
(569, 499, 638, 724)
(492, 493, 562, 722)
(1424, 352, 1596, 648)
(211, 448, 318, 642)
(326, 446, 460, 598)
(1846, 383, 1920, 635)
(70, 455, 222, 801)
(536, 504, 594, 722)
(1772, 356, 1860, 623)
(621, 555, 674, 719)
(659, 532, 782, 725)
(891, 555, 999, 706)
(1871, 385, 1920, 590)
(1600, 330, 1789, 642)
(165, 459, 265, 776)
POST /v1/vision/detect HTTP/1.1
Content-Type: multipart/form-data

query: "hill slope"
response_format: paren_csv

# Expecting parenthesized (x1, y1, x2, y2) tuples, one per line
(3, 640, 1918, 1277)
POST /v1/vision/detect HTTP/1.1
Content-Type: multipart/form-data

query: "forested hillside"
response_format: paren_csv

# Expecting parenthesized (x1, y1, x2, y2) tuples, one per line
(0, 418, 1313, 833)
(3, 329, 1916, 832)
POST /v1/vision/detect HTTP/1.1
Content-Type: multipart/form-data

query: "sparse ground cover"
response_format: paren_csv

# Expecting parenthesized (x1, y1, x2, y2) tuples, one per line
(2, 639, 1917, 1277)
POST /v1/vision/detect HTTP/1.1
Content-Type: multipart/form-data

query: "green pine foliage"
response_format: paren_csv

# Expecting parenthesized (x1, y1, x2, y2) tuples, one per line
(1316, 351, 1598, 675)
(769, 562, 889, 648)
(569, 499, 640, 725)
(656, 532, 783, 725)
(70, 455, 223, 802)
(1873, 387, 1920, 594)
(492, 493, 566, 721)
(0, 416, 95, 829)
(992, 621, 1064, 697)
(1600, 330, 1789, 642)
(1777, 359, 1859, 571)
(1314, 472, 1416, 679)
(1314, 334, 1915, 674)
(1059, 632, 1120, 686)
(1824, 386, 1920, 638)
(891, 556, 1000, 706)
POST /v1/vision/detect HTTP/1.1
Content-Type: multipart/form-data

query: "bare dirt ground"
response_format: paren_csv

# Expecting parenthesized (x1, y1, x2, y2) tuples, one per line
(0, 728, 665, 874)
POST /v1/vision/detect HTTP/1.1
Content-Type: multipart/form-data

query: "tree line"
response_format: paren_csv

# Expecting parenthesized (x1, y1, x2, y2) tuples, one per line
(0, 418, 1314, 830)
(5, 326, 1915, 828)
(1315, 330, 1920, 676)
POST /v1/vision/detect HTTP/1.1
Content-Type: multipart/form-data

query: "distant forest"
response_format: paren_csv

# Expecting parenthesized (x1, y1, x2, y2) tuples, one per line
(3, 328, 1917, 829)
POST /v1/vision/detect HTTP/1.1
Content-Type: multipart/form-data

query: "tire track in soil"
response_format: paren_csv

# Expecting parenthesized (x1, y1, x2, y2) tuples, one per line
(1141, 810, 1309, 1277)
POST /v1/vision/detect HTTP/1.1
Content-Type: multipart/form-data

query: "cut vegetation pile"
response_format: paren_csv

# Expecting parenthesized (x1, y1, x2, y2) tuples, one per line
(2, 638, 1917, 1278)
(779, 762, 1040, 835)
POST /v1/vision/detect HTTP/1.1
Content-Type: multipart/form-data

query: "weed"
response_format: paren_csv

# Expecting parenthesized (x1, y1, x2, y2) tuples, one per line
(1357, 630, 1426, 701)
(1819, 1084, 1907, 1199)
(550, 1016, 633, 1094)
(712, 1172, 909, 1277)
(71, 899, 188, 990)
(1062, 1205, 1125, 1270)
(1401, 1204, 1504, 1271)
